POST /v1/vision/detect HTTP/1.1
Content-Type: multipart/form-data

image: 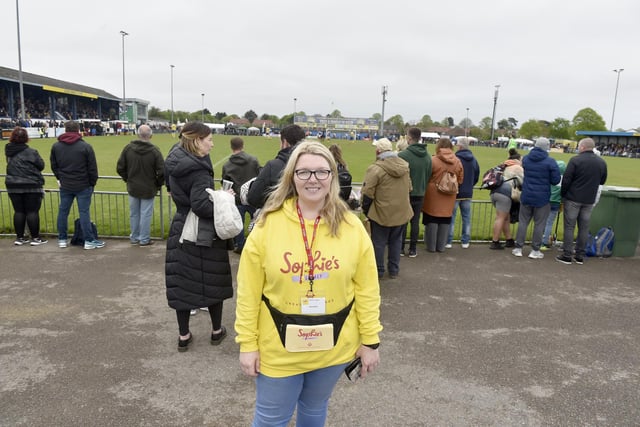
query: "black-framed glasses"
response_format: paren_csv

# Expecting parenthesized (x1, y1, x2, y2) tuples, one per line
(294, 169, 332, 181)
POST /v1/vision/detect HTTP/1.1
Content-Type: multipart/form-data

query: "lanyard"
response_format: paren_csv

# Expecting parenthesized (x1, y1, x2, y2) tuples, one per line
(296, 201, 321, 297)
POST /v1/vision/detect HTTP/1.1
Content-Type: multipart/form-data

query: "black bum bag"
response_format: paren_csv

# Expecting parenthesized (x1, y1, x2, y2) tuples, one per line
(261, 295, 355, 347)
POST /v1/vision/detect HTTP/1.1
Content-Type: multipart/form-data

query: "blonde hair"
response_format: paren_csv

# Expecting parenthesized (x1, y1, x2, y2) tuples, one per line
(257, 140, 350, 237)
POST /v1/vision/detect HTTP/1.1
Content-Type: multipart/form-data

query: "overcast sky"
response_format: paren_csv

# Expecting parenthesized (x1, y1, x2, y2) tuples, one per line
(4, 0, 639, 130)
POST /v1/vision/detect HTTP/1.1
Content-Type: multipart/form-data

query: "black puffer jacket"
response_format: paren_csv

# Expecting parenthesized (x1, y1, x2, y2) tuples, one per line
(246, 147, 292, 208)
(5, 143, 45, 189)
(164, 147, 233, 310)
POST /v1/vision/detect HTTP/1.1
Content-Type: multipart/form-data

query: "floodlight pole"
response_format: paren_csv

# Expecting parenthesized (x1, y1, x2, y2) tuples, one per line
(465, 107, 469, 137)
(293, 97, 297, 124)
(380, 85, 388, 137)
(201, 93, 205, 122)
(489, 85, 500, 142)
(610, 68, 624, 131)
(120, 30, 129, 122)
(170, 65, 175, 125)
(15, 0, 26, 121)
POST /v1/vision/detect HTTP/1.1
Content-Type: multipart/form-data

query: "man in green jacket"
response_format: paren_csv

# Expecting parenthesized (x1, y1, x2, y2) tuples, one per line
(398, 127, 432, 257)
(116, 124, 165, 246)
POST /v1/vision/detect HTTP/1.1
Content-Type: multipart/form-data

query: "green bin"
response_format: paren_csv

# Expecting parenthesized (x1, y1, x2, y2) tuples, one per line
(588, 186, 640, 257)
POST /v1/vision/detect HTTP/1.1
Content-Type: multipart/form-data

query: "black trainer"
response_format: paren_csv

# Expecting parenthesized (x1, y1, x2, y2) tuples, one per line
(574, 256, 584, 265)
(210, 326, 227, 346)
(556, 255, 573, 265)
(489, 241, 504, 250)
(505, 239, 515, 248)
(178, 333, 193, 352)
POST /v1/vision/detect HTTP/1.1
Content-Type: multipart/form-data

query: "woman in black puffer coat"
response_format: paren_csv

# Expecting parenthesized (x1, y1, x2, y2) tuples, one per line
(4, 127, 47, 246)
(165, 122, 233, 352)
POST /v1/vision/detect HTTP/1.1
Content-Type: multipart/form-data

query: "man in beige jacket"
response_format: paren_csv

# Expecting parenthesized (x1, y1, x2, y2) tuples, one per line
(361, 138, 413, 279)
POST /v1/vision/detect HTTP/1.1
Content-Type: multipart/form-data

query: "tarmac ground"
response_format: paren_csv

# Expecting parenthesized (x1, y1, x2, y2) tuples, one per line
(1, 238, 639, 426)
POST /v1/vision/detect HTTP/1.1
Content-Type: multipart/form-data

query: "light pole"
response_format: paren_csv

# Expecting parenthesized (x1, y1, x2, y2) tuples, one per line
(610, 68, 624, 131)
(170, 65, 175, 126)
(120, 30, 128, 122)
(380, 85, 388, 137)
(465, 107, 469, 137)
(201, 93, 205, 122)
(293, 97, 297, 123)
(490, 85, 500, 143)
(15, 0, 26, 121)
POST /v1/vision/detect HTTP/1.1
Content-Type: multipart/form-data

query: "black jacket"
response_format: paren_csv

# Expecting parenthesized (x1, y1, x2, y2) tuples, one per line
(4, 143, 45, 189)
(50, 132, 98, 191)
(246, 146, 292, 208)
(164, 147, 233, 310)
(561, 150, 607, 205)
(222, 151, 261, 205)
(116, 139, 165, 199)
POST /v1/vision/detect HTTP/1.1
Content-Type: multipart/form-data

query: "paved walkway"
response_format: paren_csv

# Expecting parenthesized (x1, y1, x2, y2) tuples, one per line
(1, 239, 639, 426)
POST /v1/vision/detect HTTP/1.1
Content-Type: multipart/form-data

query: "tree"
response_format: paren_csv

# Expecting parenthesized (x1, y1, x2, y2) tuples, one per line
(518, 119, 543, 140)
(244, 110, 258, 124)
(571, 107, 607, 132)
(416, 114, 434, 130)
(215, 112, 227, 120)
(497, 118, 510, 130)
(459, 117, 473, 129)
(508, 117, 518, 129)
(549, 117, 571, 140)
(371, 113, 382, 121)
(328, 109, 342, 118)
(385, 114, 405, 134)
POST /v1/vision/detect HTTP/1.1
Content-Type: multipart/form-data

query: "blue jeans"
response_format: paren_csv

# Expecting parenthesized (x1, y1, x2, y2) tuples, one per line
(562, 199, 594, 258)
(129, 196, 155, 244)
(252, 363, 348, 427)
(401, 196, 423, 252)
(234, 204, 256, 251)
(448, 199, 472, 244)
(370, 220, 404, 277)
(541, 203, 561, 246)
(57, 187, 95, 241)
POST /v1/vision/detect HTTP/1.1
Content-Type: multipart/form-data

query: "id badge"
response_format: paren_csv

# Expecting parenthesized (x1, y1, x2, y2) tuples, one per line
(284, 323, 334, 352)
(301, 297, 326, 314)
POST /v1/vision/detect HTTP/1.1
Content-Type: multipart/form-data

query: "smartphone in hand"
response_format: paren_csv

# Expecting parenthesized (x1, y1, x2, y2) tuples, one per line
(344, 357, 362, 382)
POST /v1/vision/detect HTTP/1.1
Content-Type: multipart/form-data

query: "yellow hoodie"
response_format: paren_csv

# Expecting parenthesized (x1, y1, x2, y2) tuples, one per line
(235, 198, 382, 378)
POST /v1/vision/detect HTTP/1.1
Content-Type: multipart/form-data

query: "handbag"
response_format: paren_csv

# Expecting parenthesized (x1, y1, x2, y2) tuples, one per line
(436, 170, 459, 195)
(206, 188, 243, 240)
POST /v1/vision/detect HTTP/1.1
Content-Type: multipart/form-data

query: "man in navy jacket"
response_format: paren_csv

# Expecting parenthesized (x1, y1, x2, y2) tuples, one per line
(556, 138, 607, 265)
(512, 137, 561, 259)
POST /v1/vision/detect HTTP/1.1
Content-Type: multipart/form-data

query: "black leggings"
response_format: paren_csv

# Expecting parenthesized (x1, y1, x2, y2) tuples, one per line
(176, 302, 224, 336)
(9, 192, 43, 238)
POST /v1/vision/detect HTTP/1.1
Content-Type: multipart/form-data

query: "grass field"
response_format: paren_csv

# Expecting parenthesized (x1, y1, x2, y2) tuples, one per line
(1, 133, 638, 240)
(3, 133, 638, 191)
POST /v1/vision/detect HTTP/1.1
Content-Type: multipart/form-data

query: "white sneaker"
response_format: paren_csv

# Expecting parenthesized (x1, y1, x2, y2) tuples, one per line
(528, 250, 544, 259)
(190, 309, 198, 316)
(58, 239, 68, 248)
(511, 248, 523, 257)
(445, 244, 452, 249)
(461, 243, 470, 249)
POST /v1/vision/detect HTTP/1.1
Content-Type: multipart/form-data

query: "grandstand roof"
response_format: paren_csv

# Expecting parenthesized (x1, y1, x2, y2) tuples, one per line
(0, 66, 119, 102)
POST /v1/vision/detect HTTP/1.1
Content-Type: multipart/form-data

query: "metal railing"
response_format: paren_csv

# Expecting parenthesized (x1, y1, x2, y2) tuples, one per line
(1, 177, 530, 242)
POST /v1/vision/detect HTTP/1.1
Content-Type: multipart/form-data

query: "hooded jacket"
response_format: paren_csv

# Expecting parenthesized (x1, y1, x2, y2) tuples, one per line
(422, 148, 464, 218)
(520, 147, 561, 207)
(361, 151, 413, 227)
(549, 160, 566, 204)
(247, 146, 293, 208)
(116, 139, 165, 199)
(50, 132, 99, 191)
(397, 143, 432, 196)
(454, 148, 480, 199)
(222, 151, 261, 205)
(4, 142, 45, 190)
(164, 146, 233, 310)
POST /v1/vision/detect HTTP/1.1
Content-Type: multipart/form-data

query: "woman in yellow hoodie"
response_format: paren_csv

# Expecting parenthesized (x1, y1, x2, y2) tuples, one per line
(235, 141, 382, 427)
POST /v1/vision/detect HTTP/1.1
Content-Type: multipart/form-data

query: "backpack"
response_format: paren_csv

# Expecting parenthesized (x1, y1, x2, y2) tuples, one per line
(436, 171, 458, 195)
(70, 218, 99, 246)
(585, 226, 614, 258)
(337, 164, 352, 202)
(481, 164, 506, 190)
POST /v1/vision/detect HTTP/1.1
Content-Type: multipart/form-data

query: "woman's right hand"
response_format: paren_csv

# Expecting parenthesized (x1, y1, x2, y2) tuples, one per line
(239, 351, 260, 377)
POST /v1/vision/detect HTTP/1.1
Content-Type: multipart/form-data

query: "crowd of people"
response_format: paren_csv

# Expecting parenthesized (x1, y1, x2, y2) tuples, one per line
(4, 120, 611, 426)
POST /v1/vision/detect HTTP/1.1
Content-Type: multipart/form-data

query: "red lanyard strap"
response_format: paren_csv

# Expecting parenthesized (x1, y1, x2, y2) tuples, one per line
(296, 201, 321, 296)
